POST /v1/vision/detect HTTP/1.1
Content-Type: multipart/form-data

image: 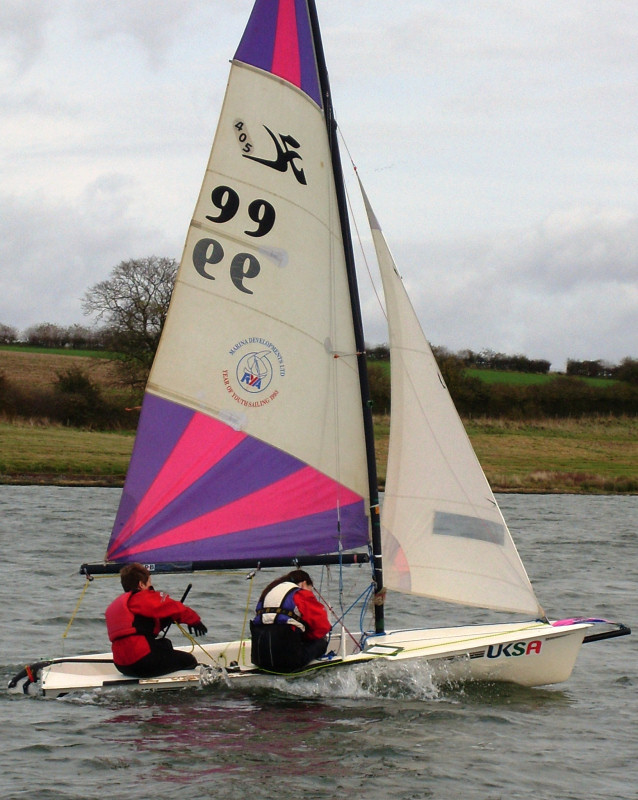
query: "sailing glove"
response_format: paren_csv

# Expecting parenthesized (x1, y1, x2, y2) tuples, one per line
(188, 622, 208, 637)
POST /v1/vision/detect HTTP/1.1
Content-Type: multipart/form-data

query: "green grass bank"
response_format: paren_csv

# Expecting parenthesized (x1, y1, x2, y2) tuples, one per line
(2, 416, 636, 494)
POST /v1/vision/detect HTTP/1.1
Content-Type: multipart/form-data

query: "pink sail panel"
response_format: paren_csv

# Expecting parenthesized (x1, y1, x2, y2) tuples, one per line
(108, 413, 246, 555)
(111, 464, 364, 562)
(272, 0, 301, 87)
(234, 0, 321, 106)
(107, 394, 368, 563)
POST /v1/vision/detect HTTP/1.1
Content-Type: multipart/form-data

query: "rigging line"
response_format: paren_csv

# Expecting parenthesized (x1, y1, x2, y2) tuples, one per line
(338, 128, 387, 322)
(324, 101, 345, 570)
(313, 585, 360, 650)
(359, 581, 377, 635)
(237, 571, 255, 666)
(337, 129, 388, 619)
(61, 577, 93, 649)
(175, 623, 220, 664)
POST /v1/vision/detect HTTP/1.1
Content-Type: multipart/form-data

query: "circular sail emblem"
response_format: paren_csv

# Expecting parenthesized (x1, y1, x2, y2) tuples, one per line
(236, 350, 273, 393)
(223, 337, 285, 408)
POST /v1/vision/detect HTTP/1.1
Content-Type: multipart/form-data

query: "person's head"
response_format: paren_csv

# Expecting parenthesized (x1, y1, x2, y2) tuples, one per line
(258, 569, 314, 602)
(284, 569, 313, 588)
(120, 562, 152, 592)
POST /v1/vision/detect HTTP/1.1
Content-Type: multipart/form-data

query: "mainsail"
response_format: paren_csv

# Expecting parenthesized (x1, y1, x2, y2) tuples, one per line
(107, 0, 371, 566)
(358, 180, 542, 616)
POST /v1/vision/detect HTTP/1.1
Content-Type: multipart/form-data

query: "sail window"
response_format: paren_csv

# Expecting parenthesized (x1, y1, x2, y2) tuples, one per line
(433, 511, 505, 546)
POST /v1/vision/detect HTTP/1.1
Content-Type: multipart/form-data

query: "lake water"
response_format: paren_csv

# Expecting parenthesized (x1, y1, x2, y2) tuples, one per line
(0, 487, 636, 800)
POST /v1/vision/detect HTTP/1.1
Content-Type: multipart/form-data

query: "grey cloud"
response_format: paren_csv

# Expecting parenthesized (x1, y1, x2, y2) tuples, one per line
(386, 208, 638, 369)
(0, 180, 176, 333)
(0, 0, 56, 76)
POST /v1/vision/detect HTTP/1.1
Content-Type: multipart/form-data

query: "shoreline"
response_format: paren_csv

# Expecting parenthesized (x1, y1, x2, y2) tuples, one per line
(0, 473, 635, 496)
(2, 416, 636, 495)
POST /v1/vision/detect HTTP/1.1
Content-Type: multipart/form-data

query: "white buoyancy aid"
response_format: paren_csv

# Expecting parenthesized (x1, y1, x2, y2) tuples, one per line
(255, 581, 305, 631)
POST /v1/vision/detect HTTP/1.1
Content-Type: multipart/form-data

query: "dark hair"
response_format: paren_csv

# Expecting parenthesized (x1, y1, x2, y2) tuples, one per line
(258, 570, 313, 603)
(120, 562, 150, 592)
(285, 569, 313, 586)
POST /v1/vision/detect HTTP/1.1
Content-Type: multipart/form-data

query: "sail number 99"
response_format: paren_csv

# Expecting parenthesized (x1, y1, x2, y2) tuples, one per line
(194, 184, 276, 294)
(193, 239, 260, 294)
(206, 185, 275, 238)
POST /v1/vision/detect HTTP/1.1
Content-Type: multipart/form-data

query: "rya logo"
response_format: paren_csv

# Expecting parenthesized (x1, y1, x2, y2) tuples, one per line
(237, 350, 274, 394)
(223, 337, 286, 409)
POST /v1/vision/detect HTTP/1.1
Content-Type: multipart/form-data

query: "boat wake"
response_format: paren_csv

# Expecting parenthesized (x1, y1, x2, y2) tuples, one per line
(199, 659, 443, 702)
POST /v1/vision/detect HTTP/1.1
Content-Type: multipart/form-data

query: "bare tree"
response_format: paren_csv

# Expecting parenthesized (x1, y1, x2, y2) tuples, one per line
(0, 323, 18, 344)
(83, 256, 177, 387)
(24, 322, 68, 348)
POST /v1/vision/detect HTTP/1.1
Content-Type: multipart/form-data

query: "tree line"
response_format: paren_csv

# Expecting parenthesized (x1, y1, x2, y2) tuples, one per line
(368, 343, 638, 383)
(1, 255, 637, 427)
(367, 353, 638, 419)
(368, 344, 552, 375)
(0, 322, 106, 350)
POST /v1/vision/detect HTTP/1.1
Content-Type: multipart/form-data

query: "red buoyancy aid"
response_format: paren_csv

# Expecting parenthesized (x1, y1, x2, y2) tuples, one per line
(105, 593, 137, 642)
(104, 592, 152, 666)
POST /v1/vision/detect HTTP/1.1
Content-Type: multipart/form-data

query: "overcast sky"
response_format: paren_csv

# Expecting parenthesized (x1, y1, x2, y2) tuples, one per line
(2, 1, 637, 370)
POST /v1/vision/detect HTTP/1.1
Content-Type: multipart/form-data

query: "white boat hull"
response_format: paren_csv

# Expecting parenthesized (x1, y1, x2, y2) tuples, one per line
(8, 621, 594, 698)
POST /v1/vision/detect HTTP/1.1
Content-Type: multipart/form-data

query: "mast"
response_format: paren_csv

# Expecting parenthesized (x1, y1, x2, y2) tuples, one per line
(307, 0, 384, 633)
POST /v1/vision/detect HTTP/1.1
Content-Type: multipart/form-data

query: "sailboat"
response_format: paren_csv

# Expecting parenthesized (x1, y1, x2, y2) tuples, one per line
(9, 0, 628, 698)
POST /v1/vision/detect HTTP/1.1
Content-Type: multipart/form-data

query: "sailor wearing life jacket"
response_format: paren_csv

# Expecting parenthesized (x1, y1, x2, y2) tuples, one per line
(250, 569, 331, 672)
(105, 562, 208, 678)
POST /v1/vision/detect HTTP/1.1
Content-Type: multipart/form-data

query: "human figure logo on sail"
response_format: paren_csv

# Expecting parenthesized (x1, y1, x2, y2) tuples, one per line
(237, 350, 274, 394)
(243, 125, 307, 185)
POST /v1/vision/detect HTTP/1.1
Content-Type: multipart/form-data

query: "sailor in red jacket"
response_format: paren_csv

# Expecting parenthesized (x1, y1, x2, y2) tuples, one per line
(105, 562, 208, 678)
(250, 569, 331, 672)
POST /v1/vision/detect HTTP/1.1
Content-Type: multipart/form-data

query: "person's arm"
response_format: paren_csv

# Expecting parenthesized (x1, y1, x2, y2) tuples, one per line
(129, 589, 202, 626)
(294, 590, 331, 639)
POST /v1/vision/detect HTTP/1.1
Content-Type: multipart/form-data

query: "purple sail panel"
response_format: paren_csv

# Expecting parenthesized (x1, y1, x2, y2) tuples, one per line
(116, 501, 368, 564)
(234, 0, 321, 106)
(110, 432, 303, 558)
(108, 396, 368, 564)
(108, 393, 194, 554)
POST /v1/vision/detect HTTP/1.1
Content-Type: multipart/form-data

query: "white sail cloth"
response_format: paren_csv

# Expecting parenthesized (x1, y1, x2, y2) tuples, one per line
(148, 64, 370, 501)
(359, 179, 542, 616)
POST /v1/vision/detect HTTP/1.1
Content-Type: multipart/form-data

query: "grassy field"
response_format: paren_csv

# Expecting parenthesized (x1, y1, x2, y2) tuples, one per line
(0, 348, 121, 391)
(464, 367, 617, 388)
(373, 416, 637, 494)
(373, 359, 617, 388)
(1, 416, 636, 494)
(1, 348, 636, 493)
(0, 344, 115, 359)
(465, 417, 638, 493)
(0, 422, 134, 485)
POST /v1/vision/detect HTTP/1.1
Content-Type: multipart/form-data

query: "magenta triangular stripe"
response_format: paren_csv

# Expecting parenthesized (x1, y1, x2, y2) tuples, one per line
(108, 396, 368, 562)
(234, 0, 321, 106)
